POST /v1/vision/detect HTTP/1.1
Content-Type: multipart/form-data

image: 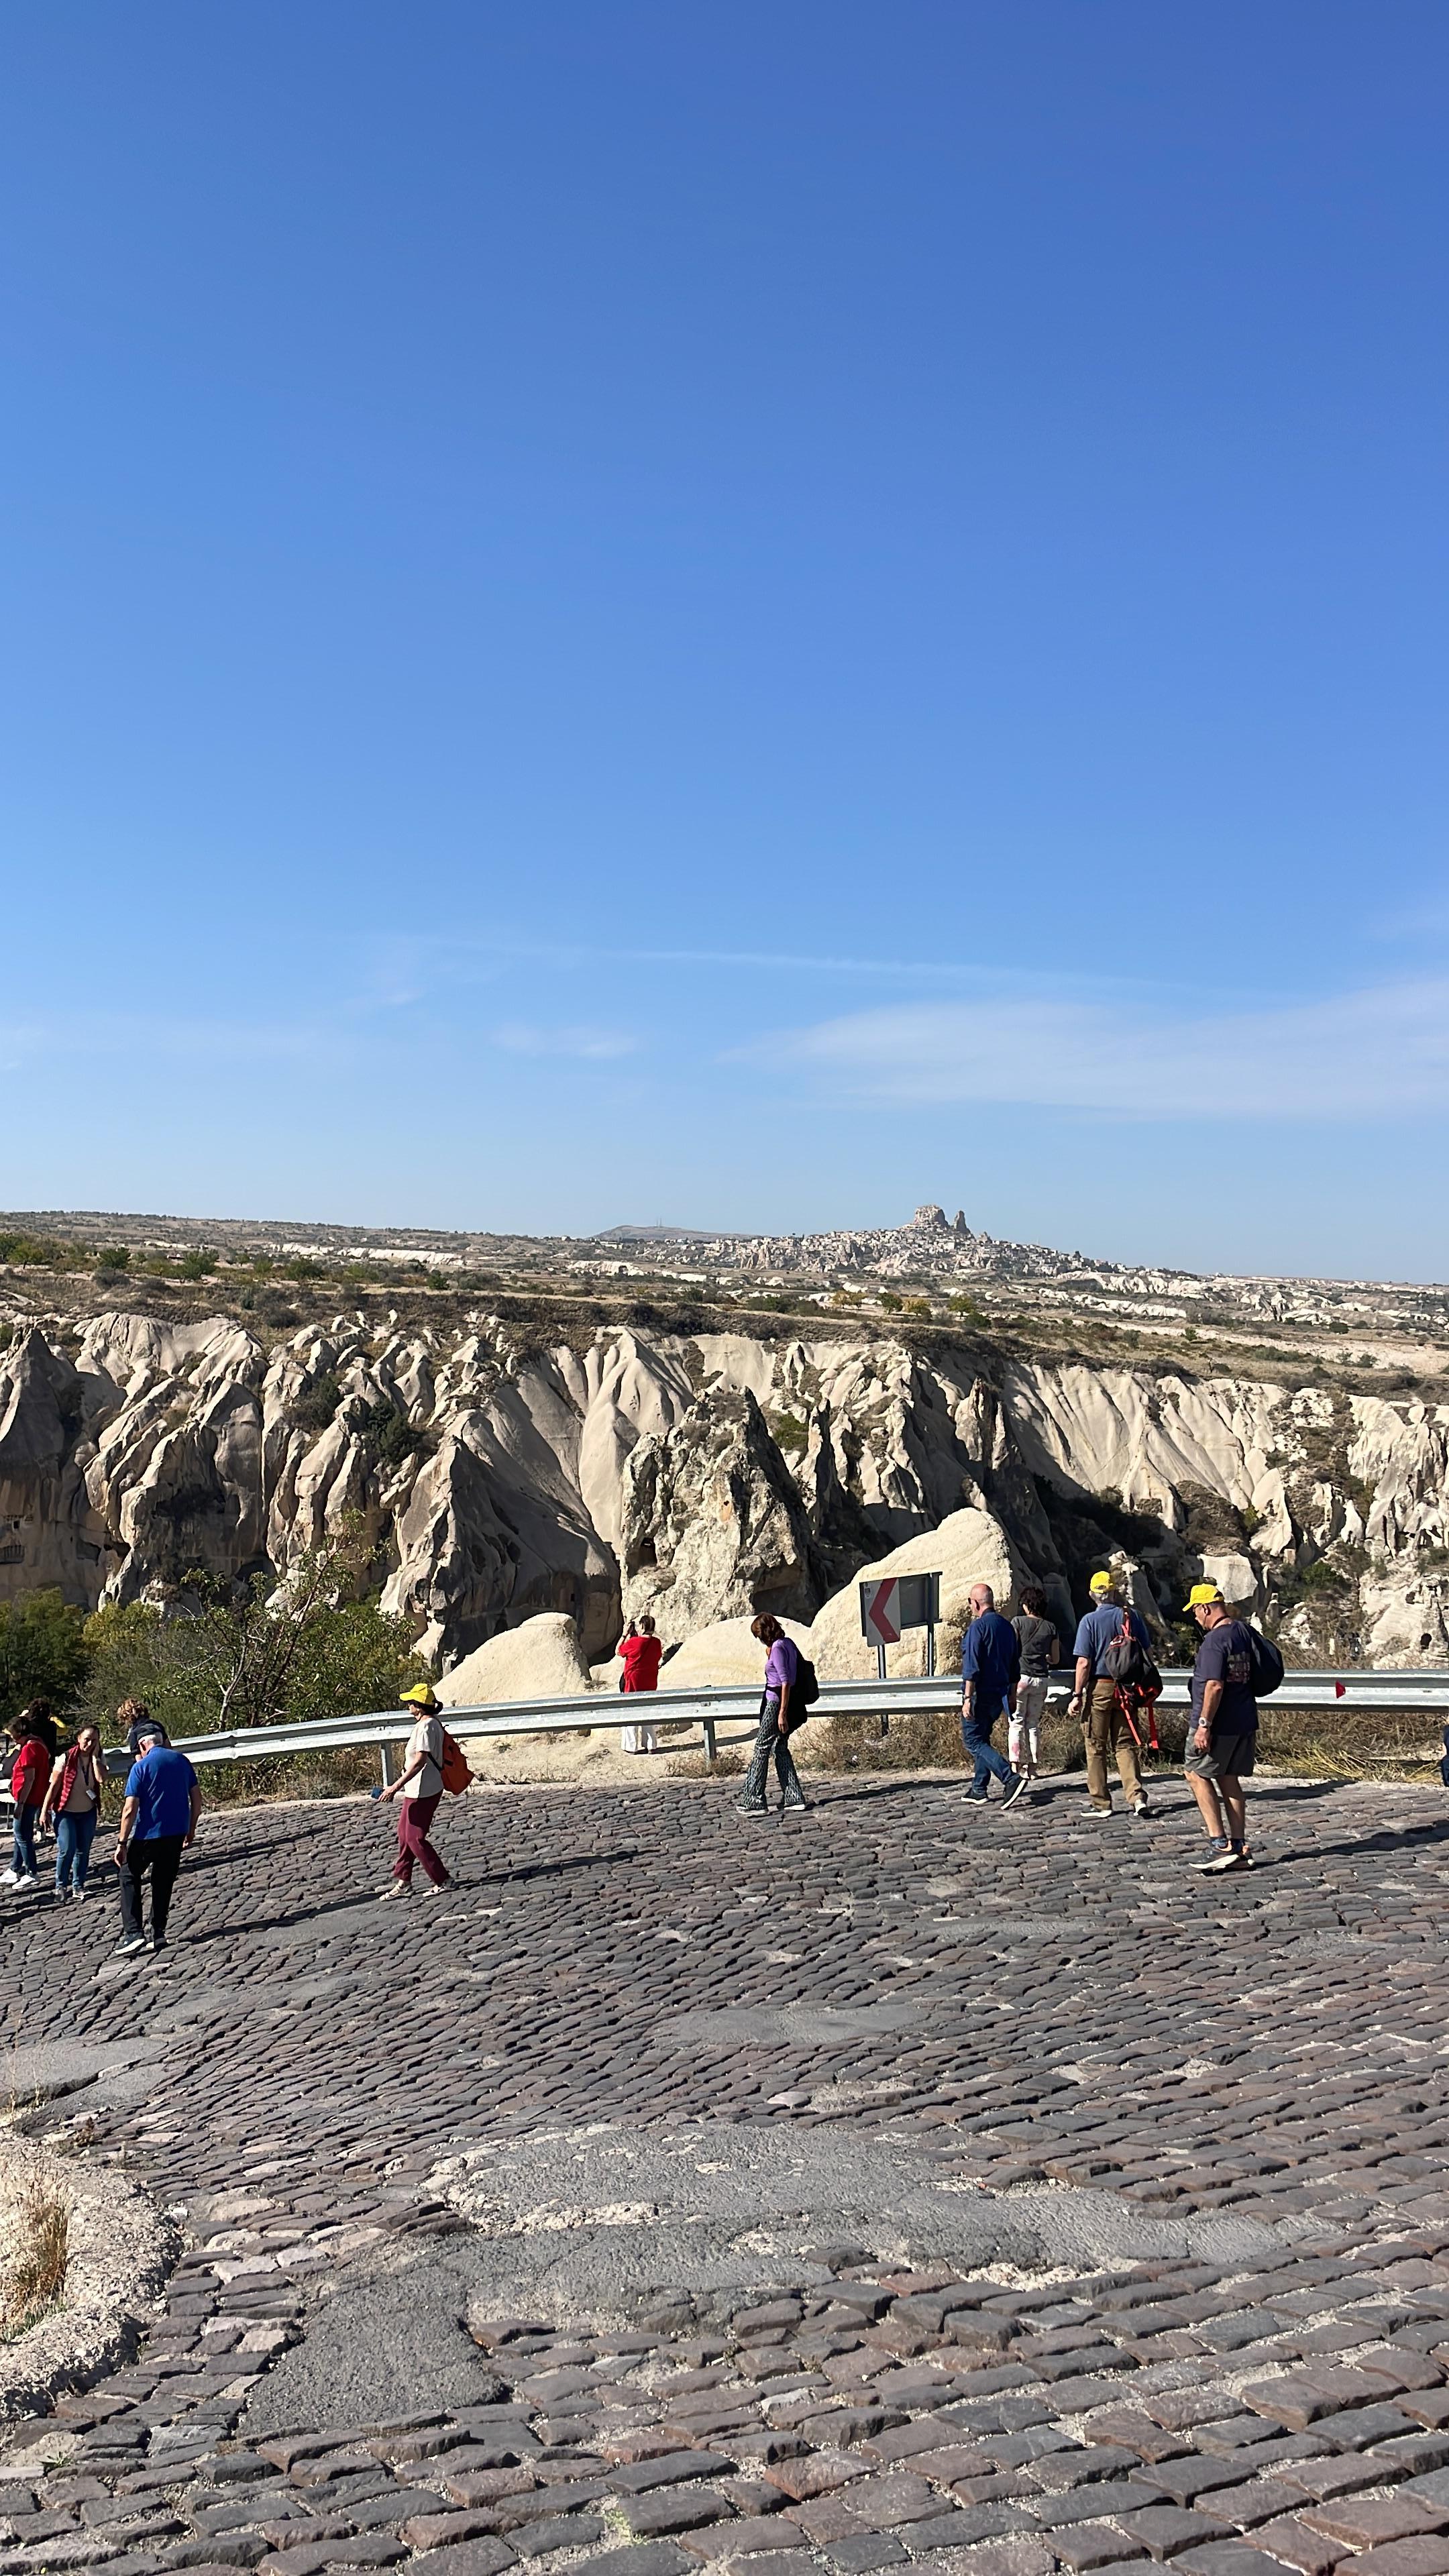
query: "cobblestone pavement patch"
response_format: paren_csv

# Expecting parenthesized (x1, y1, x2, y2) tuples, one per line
(3, 1772, 1449, 2576)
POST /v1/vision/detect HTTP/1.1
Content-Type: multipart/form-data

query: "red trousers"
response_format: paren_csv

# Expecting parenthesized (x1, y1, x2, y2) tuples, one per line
(394, 1791, 449, 1885)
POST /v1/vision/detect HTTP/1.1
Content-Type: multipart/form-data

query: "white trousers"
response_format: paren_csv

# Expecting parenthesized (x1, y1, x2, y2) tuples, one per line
(1009, 1674, 1050, 1769)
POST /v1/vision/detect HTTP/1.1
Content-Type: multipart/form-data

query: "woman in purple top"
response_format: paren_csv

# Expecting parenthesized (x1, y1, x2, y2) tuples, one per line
(738, 1614, 808, 1815)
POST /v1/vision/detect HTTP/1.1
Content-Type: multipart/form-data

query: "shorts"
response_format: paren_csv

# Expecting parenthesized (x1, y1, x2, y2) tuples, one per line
(1184, 1730, 1256, 1782)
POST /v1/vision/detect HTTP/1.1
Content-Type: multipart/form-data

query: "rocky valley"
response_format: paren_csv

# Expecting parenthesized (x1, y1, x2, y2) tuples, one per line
(2, 1203, 1448, 1680)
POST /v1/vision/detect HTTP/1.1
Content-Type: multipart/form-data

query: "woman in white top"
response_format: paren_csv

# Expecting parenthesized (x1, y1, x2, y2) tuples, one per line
(40, 1723, 106, 1899)
(377, 1682, 453, 1898)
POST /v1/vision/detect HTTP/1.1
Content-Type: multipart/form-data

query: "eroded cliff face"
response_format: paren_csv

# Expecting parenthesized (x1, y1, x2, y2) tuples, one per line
(1, 1309, 1445, 1668)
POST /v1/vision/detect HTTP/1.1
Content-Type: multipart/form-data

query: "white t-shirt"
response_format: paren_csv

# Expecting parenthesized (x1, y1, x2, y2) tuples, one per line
(400, 1715, 443, 1801)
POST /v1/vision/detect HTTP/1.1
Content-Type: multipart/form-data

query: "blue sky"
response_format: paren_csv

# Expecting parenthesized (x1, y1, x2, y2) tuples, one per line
(2, 1, 1447, 1278)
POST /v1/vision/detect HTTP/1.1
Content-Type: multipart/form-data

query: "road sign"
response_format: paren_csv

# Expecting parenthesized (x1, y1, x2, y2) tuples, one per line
(859, 1572, 941, 1640)
(860, 1578, 901, 1645)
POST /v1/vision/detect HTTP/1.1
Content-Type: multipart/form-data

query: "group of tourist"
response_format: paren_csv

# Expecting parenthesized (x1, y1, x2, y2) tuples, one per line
(959, 1569, 1263, 1872)
(1, 1698, 203, 1951)
(608, 1568, 1263, 1872)
(1, 1567, 1271, 1928)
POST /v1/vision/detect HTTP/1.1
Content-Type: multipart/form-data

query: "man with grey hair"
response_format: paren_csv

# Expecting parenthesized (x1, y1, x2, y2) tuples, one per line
(961, 1583, 1028, 1809)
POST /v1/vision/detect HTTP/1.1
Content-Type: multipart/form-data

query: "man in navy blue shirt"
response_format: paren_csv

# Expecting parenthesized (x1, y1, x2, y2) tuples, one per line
(113, 1725, 201, 1956)
(1070, 1569, 1152, 1818)
(961, 1585, 1028, 1809)
(1183, 1582, 1260, 1872)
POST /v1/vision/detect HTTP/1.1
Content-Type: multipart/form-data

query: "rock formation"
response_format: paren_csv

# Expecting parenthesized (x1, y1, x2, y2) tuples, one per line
(1, 1307, 1446, 1671)
(436, 1610, 597, 1707)
(808, 1506, 1022, 1680)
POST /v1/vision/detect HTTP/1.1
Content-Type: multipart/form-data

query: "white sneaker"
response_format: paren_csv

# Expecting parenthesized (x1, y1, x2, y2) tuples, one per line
(378, 1881, 413, 1900)
(0, 1869, 17, 1887)
(13, 1873, 38, 1891)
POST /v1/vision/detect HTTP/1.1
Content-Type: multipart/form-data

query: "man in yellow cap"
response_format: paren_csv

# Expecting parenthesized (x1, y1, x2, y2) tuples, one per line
(1069, 1569, 1152, 1819)
(1182, 1585, 1258, 1872)
(377, 1682, 453, 1897)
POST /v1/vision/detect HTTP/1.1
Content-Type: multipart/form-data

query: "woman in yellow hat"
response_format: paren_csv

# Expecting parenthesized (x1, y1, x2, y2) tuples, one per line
(378, 1682, 452, 1897)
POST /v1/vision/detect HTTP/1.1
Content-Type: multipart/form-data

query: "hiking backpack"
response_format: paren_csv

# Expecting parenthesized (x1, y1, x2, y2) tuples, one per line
(1103, 1612, 1161, 1697)
(1102, 1611, 1163, 1753)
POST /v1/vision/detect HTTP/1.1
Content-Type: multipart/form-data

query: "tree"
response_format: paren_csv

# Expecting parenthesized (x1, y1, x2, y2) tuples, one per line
(0, 1591, 89, 1729)
(81, 1521, 427, 1743)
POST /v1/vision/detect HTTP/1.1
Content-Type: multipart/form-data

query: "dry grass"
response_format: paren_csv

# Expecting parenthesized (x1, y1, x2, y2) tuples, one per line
(176, 1702, 1448, 1801)
(803, 1701, 1445, 1787)
(0, 2183, 69, 2341)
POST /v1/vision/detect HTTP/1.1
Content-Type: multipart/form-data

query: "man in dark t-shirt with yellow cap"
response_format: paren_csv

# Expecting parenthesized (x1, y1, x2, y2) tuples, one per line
(1183, 1584, 1258, 1874)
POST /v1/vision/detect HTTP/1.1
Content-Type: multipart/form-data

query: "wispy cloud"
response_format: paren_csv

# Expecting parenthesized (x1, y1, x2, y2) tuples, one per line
(0, 1013, 337, 1069)
(749, 977, 1449, 1120)
(491, 1022, 639, 1061)
(496, 941, 975, 979)
(345, 931, 988, 988)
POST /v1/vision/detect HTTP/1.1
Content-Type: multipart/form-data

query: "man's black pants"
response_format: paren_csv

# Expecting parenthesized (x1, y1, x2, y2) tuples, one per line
(120, 1834, 185, 1941)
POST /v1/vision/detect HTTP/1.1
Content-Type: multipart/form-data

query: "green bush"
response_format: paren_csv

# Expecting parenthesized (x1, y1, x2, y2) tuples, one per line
(360, 1399, 431, 1471)
(0, 1232, 63, 1268)
(80, 1521, 427, 1748)
(294, 1372, 343, 1436)
(0, 1591, 89, 1729)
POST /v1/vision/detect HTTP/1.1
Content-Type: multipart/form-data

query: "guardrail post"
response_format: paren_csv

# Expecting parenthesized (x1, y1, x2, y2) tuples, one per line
(379, 1741, 394, 1789)
(702, 1709, 717, 1764)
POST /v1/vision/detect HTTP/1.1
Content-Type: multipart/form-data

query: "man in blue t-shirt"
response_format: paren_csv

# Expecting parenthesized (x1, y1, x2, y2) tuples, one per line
(1070, 1569, 1152, 1819)
(961, 1585, 1028, 1808)
(1183, 1582, 1259, 1874)
(113, 1727, 202, 1956)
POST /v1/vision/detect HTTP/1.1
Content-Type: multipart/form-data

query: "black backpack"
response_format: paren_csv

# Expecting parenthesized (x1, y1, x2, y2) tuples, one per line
(1244, 1626, 1285, 1698)
(780, 1654, 820, 1732)
(1103, 1612, 1161, 1697)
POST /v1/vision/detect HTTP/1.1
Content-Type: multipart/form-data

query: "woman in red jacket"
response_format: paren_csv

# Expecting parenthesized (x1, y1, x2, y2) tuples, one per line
(3, 1708, 55, 1892)
(618, 1615, 663, 1754)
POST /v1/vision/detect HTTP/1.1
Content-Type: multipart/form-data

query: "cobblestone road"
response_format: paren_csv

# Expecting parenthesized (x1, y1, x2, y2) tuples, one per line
(5, 1771, 1449, 2576)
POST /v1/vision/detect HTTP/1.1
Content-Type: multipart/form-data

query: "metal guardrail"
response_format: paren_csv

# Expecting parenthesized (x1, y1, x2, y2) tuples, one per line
(56, 1664, 1449, 1787)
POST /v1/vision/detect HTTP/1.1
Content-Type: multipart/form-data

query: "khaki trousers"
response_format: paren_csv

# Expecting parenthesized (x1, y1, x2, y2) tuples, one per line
(1083, 1678, 1144, 1809)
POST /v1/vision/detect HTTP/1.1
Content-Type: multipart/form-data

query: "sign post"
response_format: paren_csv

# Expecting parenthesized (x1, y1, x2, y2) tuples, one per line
(858, 1572, 941, 1735)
